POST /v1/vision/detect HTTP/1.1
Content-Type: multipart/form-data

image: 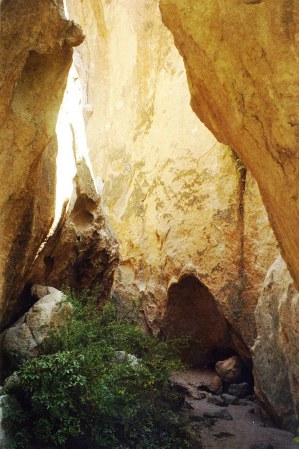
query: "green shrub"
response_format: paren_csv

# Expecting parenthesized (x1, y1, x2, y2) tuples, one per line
(3, 290, 192, 449)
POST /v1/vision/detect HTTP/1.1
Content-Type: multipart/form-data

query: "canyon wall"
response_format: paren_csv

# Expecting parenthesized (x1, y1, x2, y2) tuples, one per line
(66, 0, 278, 355)
(253, 256, 299, 431)
(158, 0, 299, 425)
(0, 0, 296, 433)
(159, 0, 299, 288)
(28, 63, 119, 300)
(0, 0, 84, 329)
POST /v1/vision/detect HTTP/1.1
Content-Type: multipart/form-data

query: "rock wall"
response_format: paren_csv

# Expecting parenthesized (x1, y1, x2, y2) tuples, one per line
(30, 157, 119, 300)
(159, 0, 299, 288)
(0, 0, 84, 329)
(66, 0, 278, 353)
(253, 256, 299, 432)
(27, 44, 119, 301)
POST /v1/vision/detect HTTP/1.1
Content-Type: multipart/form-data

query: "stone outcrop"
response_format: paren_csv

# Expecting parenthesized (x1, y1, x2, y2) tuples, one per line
(66, 0, 278, 353)
(159, 0, 299, 288)
(252, 256, 299, 432)
(0, 285, 72, 356)
(30, 158, 119, 300)
(0, 0, 84, 329)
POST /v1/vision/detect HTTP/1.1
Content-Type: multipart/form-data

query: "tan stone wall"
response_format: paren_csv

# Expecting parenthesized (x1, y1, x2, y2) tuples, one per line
(160, 0, 299, 288)
(0, 0, 83, 329)
(67, 0, 278, 349)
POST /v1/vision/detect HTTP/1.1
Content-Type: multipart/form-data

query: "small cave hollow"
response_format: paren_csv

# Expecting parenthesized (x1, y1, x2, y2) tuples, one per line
(70, 196, 96, 228)
(160, 274, 238, 368)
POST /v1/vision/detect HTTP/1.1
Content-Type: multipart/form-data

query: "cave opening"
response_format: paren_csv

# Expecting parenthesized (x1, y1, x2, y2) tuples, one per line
(161, 274, 244, 370)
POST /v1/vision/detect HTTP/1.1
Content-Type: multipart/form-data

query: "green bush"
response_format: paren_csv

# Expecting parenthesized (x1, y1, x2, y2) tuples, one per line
(3, 290, 192, 449)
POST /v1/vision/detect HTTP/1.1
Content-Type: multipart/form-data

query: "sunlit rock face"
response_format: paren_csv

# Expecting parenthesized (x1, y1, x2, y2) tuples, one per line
(67, 0, 278, 354)
(0, 0, 84, 329)
(29, 56, 119, 301)
(159, 0, 299, 288)
(253, 256, 299, 432)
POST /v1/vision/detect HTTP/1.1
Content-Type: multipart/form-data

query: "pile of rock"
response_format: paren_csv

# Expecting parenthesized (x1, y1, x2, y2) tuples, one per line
(169, 355, 297, 448)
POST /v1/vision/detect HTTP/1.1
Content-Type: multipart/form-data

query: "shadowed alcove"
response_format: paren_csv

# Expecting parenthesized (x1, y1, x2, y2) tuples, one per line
(161, 274, 237, 367)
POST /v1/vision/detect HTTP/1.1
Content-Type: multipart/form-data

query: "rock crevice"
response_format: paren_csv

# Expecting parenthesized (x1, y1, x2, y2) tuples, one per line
(0, 0, 84, 329)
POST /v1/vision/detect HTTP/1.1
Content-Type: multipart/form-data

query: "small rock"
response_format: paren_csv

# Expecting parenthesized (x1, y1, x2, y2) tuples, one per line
(215, 356, 243, 383)
(250, 443, 274, 449)
(248, 408, 255, 414)
(172, 382, 205, 399)
(203, 409, 233, 421)
(183, 398, 195, 409)
(202, 419, 215, 429)
(239, 399, 251, 406)
(213, 431, 235, 438)
(228, 382, 250, 398)
(207, 395, 225, 406)
(221, 393, 239, 405)
(205, 375, 223, 394)
(190, 417, 215, 429)
(3, 373, 20, 394)
(193, 391, 206, 400)
(113, 351, 139, 368)
(190, 414, 205, 422)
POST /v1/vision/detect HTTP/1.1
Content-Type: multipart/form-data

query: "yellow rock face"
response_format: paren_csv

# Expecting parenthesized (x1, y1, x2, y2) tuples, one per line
(67, 0, 278, 353)
(0, 0, 84, 329)
(159, 0, 299, 287)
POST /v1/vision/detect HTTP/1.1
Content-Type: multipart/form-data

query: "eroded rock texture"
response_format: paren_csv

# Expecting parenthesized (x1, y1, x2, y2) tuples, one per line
(0, 0, 84, 329)
(253, 256, 299, 432)
(66, 0, 278, 356)
(159, 0, 299, 287)
(30, 158, 119, 300)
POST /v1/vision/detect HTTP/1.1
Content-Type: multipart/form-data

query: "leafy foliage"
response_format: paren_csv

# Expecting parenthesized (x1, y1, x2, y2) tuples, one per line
(3, 290, 192, 449)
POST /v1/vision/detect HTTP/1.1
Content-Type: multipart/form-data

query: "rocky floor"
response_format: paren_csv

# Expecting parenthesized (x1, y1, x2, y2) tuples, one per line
(171, 369, 298, 449)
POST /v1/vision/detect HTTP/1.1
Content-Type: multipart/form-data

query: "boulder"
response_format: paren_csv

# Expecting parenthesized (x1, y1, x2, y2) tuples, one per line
(0, 285, 73, 356)
(170, 369, 223, 396)
(221, 394, 239, 405)
(215, 356, 243, 383)
(228, 383, 250, 398)
(203, 409, 233, 421)
(113, 351, 139, 369)
(207, 395, 225, 407)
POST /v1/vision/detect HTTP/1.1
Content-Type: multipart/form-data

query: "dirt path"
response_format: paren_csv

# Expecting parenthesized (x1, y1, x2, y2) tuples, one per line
(171, 369, 298, 449)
